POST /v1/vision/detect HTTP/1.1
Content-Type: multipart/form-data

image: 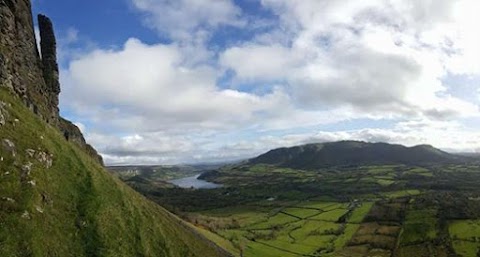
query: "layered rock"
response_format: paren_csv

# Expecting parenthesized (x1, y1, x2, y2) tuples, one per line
(0, 0, 103, 165)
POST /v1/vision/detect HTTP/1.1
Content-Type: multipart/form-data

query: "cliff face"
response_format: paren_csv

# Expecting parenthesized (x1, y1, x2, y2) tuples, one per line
(0, 0, 103, 164)
(0, 0, 50, 120)
(0, 2, 234, 256)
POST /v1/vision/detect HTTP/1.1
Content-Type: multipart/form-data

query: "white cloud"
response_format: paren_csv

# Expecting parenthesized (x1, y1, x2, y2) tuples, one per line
(62, 38, 338, 134)
(131, 0, 244, 41)
(57, 0, 480, 164)
(444, 0, 480, 75)
(101, 117, 478, 165)
(220, 0, 480, 118)
(220, 44, 303, 81)
(221, 118, 480, 159)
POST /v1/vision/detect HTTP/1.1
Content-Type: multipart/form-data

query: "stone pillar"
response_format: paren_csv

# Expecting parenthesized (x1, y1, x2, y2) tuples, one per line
(38, 14, 60, 95)
(38, 14, 60, 124)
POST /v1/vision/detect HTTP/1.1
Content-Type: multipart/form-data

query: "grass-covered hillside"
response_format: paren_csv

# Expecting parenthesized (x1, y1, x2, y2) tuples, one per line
(250, 141, 465, 169)
(0, 87, 230, 257)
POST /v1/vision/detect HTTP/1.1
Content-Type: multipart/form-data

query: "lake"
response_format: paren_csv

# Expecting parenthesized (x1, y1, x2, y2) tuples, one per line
(169, 174, 222, 189)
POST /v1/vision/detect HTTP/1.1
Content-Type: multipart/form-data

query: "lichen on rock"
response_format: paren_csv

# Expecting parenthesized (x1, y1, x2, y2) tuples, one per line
(0, 101, 8, 126)
(21, 162, 32, 179)
(36, 150, 53, 168)
(2, 138, 15, 157)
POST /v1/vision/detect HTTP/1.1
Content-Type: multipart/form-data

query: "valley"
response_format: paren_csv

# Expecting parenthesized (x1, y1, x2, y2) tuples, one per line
(112, 146, 480, 257)
(2, 0, 480, 256)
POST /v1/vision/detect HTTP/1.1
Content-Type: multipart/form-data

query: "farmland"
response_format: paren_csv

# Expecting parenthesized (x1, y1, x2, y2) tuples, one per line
(114, 162, 480, 256)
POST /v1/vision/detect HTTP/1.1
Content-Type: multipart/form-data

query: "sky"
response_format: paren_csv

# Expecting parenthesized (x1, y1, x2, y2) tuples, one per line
(32, 0, 480, 165)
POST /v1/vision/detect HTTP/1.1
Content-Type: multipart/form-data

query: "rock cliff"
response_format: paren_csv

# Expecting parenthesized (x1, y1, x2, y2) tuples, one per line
(0, 2, 234, 256)
(0, 0, 103, 164)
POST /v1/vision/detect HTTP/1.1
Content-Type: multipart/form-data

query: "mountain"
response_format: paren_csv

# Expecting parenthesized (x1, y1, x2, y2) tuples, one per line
(249, 141, 464, 169)
(0, 1, 230, 256)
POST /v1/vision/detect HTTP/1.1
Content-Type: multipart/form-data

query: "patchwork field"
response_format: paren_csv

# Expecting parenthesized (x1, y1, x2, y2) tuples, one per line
(192, 200, 371, 257)
(116, 163, 480, 256)
(449, 220, 480, 257)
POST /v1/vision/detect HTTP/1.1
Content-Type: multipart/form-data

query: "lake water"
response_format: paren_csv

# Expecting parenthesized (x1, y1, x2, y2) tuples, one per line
(169, 174, 222, 189)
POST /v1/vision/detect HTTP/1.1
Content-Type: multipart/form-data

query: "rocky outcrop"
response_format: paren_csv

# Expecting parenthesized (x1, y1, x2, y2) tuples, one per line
(59, 118, 104, 165)
(38, 14, 60, 124)
(0, 0, 103, 165)
(0, 0, 53, 122)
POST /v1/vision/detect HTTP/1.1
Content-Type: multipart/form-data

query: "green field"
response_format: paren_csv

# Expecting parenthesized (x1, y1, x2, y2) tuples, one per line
(451, 241, 480, 257)
(349, 202, 374, 223)
(400, 209, 437, 245)
(185, 199, 377, 257)
(383, 189, 421, 198)
(283, 207, 322, 218)
(449, 220, 480, 256)
(403, 167, 434, 177)
(449, 220, 480, 240)
(116, 150, 480, 256)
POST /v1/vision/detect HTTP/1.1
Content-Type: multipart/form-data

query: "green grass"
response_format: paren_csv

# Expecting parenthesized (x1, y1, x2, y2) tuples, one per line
(449, 220, 480, 240)
(290, 220, 339, 238)
(366, 165, 398, 175)
(383, 189, 421, 198)
(400, 209, 437, 245)
(200, 206, 268, 227)
(194, 200, 363, 257)
(244, 241, 299, 257)
(192, 225, 241, 256)
(283, 207, 321, 218)
(360, 177, 377, 184)
(451, 240, 480, 257)
(375, 174, 395, 180)
(348, 202, 374, 223)
(332, 224, 360, 251)
(249, 212, 298, 229)
(403, 167, 433, 177)
(0, 88, 228, 257)
(309, 208, 348, 222)
(299, 202, 344, 211)
(376, 179, 395, 186)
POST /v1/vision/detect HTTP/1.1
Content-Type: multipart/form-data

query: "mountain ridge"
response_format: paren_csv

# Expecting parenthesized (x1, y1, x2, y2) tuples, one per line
(249, 140, 465, 169)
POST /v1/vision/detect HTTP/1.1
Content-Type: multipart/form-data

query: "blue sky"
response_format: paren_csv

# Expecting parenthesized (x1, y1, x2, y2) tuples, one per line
(32, 0, 480, 165)
(33, 0, 157, 46)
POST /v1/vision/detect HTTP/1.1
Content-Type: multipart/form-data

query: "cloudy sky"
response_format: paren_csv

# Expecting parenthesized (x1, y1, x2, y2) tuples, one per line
(32, 0, 480, 165)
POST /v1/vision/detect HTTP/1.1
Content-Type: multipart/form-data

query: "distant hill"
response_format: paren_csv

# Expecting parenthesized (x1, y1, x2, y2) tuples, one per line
(249, 141, 465, 169)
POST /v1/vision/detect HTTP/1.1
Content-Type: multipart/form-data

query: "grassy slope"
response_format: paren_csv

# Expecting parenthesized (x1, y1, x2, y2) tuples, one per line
(0, 88, 229, 257)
